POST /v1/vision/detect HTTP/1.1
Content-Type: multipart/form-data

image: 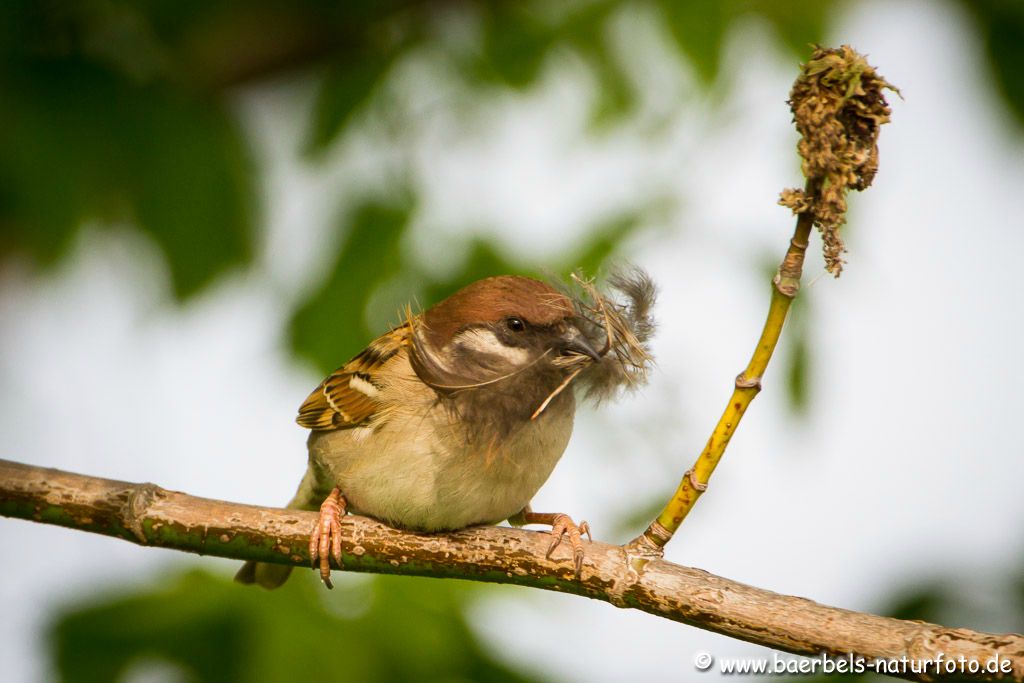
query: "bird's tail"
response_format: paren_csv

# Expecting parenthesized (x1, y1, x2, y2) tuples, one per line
(234, 557, 294, 589)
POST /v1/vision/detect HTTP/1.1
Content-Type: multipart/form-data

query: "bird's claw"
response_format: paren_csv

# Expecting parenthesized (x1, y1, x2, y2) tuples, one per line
(309, 487, 346, 589)
(545, 514, 591, 578)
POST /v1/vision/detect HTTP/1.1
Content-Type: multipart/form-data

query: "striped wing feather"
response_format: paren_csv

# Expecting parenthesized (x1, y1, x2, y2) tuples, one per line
(296, 325, 411, 430)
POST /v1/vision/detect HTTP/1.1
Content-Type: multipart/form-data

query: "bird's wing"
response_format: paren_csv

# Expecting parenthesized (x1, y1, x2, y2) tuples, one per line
(296, 324, 413, 431)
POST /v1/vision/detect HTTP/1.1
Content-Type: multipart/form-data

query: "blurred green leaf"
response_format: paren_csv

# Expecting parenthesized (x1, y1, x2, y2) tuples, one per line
(785, 332, 810, 413)
(560, 1, 634, 128)
(292, 204, 648, 378)
(289, 198, 412, 374)
(421, 210, 647, 306)
(572, 210, 646, 274)
(474, 6, 556, 89)
(0, 3, 255, 298)
(963, 0, 1024, 128)
(421, 240, 523, 305)
(125, 89, 255, 298)
(783, 298, 811, 415)
(759, 255, 812, 415)
(658, 0, 830, 85)
(584, 47, 635, 129)
(610, 489, 673, 539)
(752, 0, 829, 60)
(659, 0, 731, 85)
(882, 582, 950, 624)
(1014, 565, 1024, 624)
(305, 55, 396, 155)
(50, 569, 544, 683)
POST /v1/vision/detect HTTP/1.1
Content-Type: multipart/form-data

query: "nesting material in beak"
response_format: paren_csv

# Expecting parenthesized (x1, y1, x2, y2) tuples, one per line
(556, 268, 657, 401)
(534, 268, 657, 420)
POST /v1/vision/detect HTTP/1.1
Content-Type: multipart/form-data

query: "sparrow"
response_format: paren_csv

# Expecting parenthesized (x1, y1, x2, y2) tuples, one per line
(236, 272, 655, 589)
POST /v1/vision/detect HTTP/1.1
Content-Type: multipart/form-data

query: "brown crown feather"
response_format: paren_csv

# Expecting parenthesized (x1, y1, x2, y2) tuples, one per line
(420, 275, 575, 348)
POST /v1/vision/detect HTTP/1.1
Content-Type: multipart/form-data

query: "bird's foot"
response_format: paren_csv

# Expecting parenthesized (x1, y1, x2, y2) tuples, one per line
(513, 508, 592, 578)
(309, 487, 347, 589)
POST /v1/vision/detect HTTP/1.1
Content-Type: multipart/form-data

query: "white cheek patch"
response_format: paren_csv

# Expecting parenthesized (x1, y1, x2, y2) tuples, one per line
(454, 328, 532, 365)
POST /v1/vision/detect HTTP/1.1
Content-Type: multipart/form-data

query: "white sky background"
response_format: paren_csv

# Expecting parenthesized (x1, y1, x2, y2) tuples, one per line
(2, 0, 1024, 680)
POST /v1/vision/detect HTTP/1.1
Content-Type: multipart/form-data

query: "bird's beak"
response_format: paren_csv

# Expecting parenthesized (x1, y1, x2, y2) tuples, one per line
(559, 325, 603, 363)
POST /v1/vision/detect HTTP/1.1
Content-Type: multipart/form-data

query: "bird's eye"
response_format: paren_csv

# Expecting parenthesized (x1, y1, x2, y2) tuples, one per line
(505, 317, 526, 332)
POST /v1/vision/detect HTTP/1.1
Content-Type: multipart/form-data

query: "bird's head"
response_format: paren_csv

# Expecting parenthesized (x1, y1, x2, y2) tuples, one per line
(413, 275, 602, 387)
(410, 271, 655, 430)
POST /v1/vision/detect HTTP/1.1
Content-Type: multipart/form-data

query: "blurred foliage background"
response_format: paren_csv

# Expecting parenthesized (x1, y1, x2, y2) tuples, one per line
(2, 1, 1022, 681)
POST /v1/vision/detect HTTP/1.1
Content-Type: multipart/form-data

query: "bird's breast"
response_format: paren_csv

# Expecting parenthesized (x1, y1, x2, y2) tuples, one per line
(308, 375, 575, 531)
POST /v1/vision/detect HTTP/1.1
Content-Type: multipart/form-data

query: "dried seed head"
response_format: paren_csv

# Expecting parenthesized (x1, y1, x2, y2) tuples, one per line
(779, 45, 899, 276)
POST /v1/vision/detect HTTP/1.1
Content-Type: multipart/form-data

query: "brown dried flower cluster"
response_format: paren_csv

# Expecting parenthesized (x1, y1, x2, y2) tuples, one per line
(779, 45, 898, 276)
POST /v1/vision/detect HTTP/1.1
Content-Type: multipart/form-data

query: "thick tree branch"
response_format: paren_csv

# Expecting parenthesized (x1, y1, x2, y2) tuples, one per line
(2, 459, 1021, 682)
